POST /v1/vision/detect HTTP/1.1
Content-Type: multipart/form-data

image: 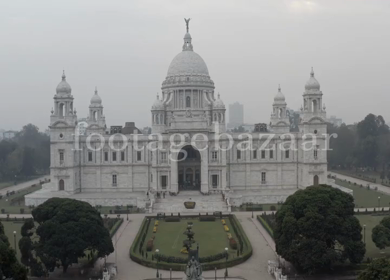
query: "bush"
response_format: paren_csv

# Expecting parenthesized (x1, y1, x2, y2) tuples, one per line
(146, 236, 155, 251)
(229, 238, 238, 250)
(165, 217, 180, 222)
(199, 216, 216, 222)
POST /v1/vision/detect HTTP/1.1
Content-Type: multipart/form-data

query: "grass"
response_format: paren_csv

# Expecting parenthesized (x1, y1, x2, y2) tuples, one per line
(0, 182, 13, 190)
(334, 178, 390, 208)
(356, 215, 390, 259)
(2, 221, 23, 260)
(0, 185, 42, 214)
(141, 218, 237, 258)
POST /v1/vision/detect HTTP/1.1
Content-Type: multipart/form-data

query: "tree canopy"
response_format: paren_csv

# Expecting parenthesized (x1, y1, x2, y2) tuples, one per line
(358, 257, 390, 280)
(20, 198, 114, 274)
(0, 124, 50, 182)
(372, 216, 390, 250)
(0, 221, 27, 280)
(328, 114, 390, 175)
(274, 185, 365, 274)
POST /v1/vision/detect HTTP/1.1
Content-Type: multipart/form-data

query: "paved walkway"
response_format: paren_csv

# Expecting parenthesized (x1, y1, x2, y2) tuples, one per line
(0, 176, 49, 196)
(97, 212, 276, 280)
(329, 172, 390, 196)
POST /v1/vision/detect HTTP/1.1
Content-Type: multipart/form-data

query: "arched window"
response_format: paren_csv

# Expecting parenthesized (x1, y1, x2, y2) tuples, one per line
(312, 100, 318, 113)
(186, 96, 191, 108)
(156, 114, 160, 125)
(93, 111, 97, 121)
(214, 113, 217, 122)
(59, 179, 64, 191)
(278, 108, 283, 118)
(59, 103, 64, 117)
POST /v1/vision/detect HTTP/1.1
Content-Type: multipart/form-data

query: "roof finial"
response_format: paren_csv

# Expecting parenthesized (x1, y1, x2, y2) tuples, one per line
(156, 92, 159, 99)
(218, 93, 220, 99)
(95, 86, 98, 94)
(278, 84, 281, 92)
(310, 67, 314, 77)
(184, 18, 191, 33)
(62, 70, 66, 80)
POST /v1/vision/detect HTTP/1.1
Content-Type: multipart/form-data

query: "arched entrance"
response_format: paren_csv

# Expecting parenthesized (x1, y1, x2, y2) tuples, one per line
(178, 145, 201, 191)
(313, 175, 319, 186)
(59, 179, 65, 191)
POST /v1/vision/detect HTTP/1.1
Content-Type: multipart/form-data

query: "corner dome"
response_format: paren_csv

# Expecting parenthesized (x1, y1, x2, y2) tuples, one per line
(167, 51, 209, 77)
(274, 85, 285, 101)
(91, 88, 102, 105)
(305, 68, 320, 91)
(56, 71, 72, 94)
(213, 94, 225, 109)
(152, 94, 164, 110)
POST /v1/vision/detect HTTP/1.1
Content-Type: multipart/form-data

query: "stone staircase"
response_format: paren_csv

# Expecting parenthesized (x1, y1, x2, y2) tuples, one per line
(152, 191, 229, 213)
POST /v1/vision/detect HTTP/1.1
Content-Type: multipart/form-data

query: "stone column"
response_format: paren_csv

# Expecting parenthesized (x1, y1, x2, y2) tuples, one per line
(200, 148, 209, 193)
(170, 151, 178, 193)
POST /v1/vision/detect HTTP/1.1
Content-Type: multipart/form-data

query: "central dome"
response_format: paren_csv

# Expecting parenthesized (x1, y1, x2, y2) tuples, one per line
(167, 51, 209, 77)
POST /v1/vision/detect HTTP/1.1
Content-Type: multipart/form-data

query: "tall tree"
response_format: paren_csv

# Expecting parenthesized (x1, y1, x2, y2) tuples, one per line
(0, 221, 27, 280)
(274, 185, 365, 274)
(372, 216, 390, 250)
(23, 198, 114, 273)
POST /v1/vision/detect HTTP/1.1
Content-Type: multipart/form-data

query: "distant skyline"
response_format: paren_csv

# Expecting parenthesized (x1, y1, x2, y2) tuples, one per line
(1, 0, 390, 131)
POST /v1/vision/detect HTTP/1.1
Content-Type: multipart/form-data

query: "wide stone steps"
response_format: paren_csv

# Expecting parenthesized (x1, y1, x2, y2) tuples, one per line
(152, 192, 228, 213)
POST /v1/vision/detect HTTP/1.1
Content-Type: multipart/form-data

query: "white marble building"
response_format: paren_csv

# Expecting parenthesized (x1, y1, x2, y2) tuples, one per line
(26, 22, 328, 210)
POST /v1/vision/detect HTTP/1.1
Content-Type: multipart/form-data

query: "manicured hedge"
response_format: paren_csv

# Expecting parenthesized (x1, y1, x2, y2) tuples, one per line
(199, 216, 216, 222)
(257, 215, 274, 238)
(108, 218, 123, 237)
(165, 217, 180, 222)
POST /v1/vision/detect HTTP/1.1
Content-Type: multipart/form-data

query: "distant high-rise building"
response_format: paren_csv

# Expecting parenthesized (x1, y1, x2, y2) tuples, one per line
(228, 102, 244, 128)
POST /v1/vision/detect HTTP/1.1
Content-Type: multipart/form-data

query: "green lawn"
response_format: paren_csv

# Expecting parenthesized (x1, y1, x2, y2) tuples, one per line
(0, 185, 42, 214)
(2, 221, 23, 260)
(141, 218, 237, 258)
(356, 215, 390, 259)
(335, 178, 390, 208)
(0, 182, 13, 190)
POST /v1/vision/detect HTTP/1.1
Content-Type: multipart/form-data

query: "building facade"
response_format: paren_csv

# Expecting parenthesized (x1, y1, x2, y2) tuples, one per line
(26, 23, 328, 209)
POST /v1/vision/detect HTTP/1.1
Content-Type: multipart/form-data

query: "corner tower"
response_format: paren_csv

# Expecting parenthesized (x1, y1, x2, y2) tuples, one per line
(49, 71, 78, 194)
(299, 68, 327, 188)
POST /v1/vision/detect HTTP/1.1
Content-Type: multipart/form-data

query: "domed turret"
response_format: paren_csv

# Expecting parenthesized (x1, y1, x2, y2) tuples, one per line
(274, 85, 286, 103)
(305, 67, 320, 91)
(56, 71, 72, 94)
(90, 87, 102, 105)
(152, 94, 164, 110)
(213, 93, 225, 109)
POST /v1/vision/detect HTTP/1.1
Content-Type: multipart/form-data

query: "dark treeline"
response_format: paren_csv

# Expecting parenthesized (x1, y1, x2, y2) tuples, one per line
(328, 113, 390, 177)
(0, 124, 50, 182)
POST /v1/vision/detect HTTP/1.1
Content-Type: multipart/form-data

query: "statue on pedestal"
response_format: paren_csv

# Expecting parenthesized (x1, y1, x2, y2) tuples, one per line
(184, 256, 203, 280)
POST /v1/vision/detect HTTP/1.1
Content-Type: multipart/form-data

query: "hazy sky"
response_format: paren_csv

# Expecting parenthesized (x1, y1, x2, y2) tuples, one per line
(1, 0, 390, 132)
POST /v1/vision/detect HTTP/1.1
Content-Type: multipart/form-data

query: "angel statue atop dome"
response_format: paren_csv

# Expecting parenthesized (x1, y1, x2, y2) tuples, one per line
(184, 18, 191, 33)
